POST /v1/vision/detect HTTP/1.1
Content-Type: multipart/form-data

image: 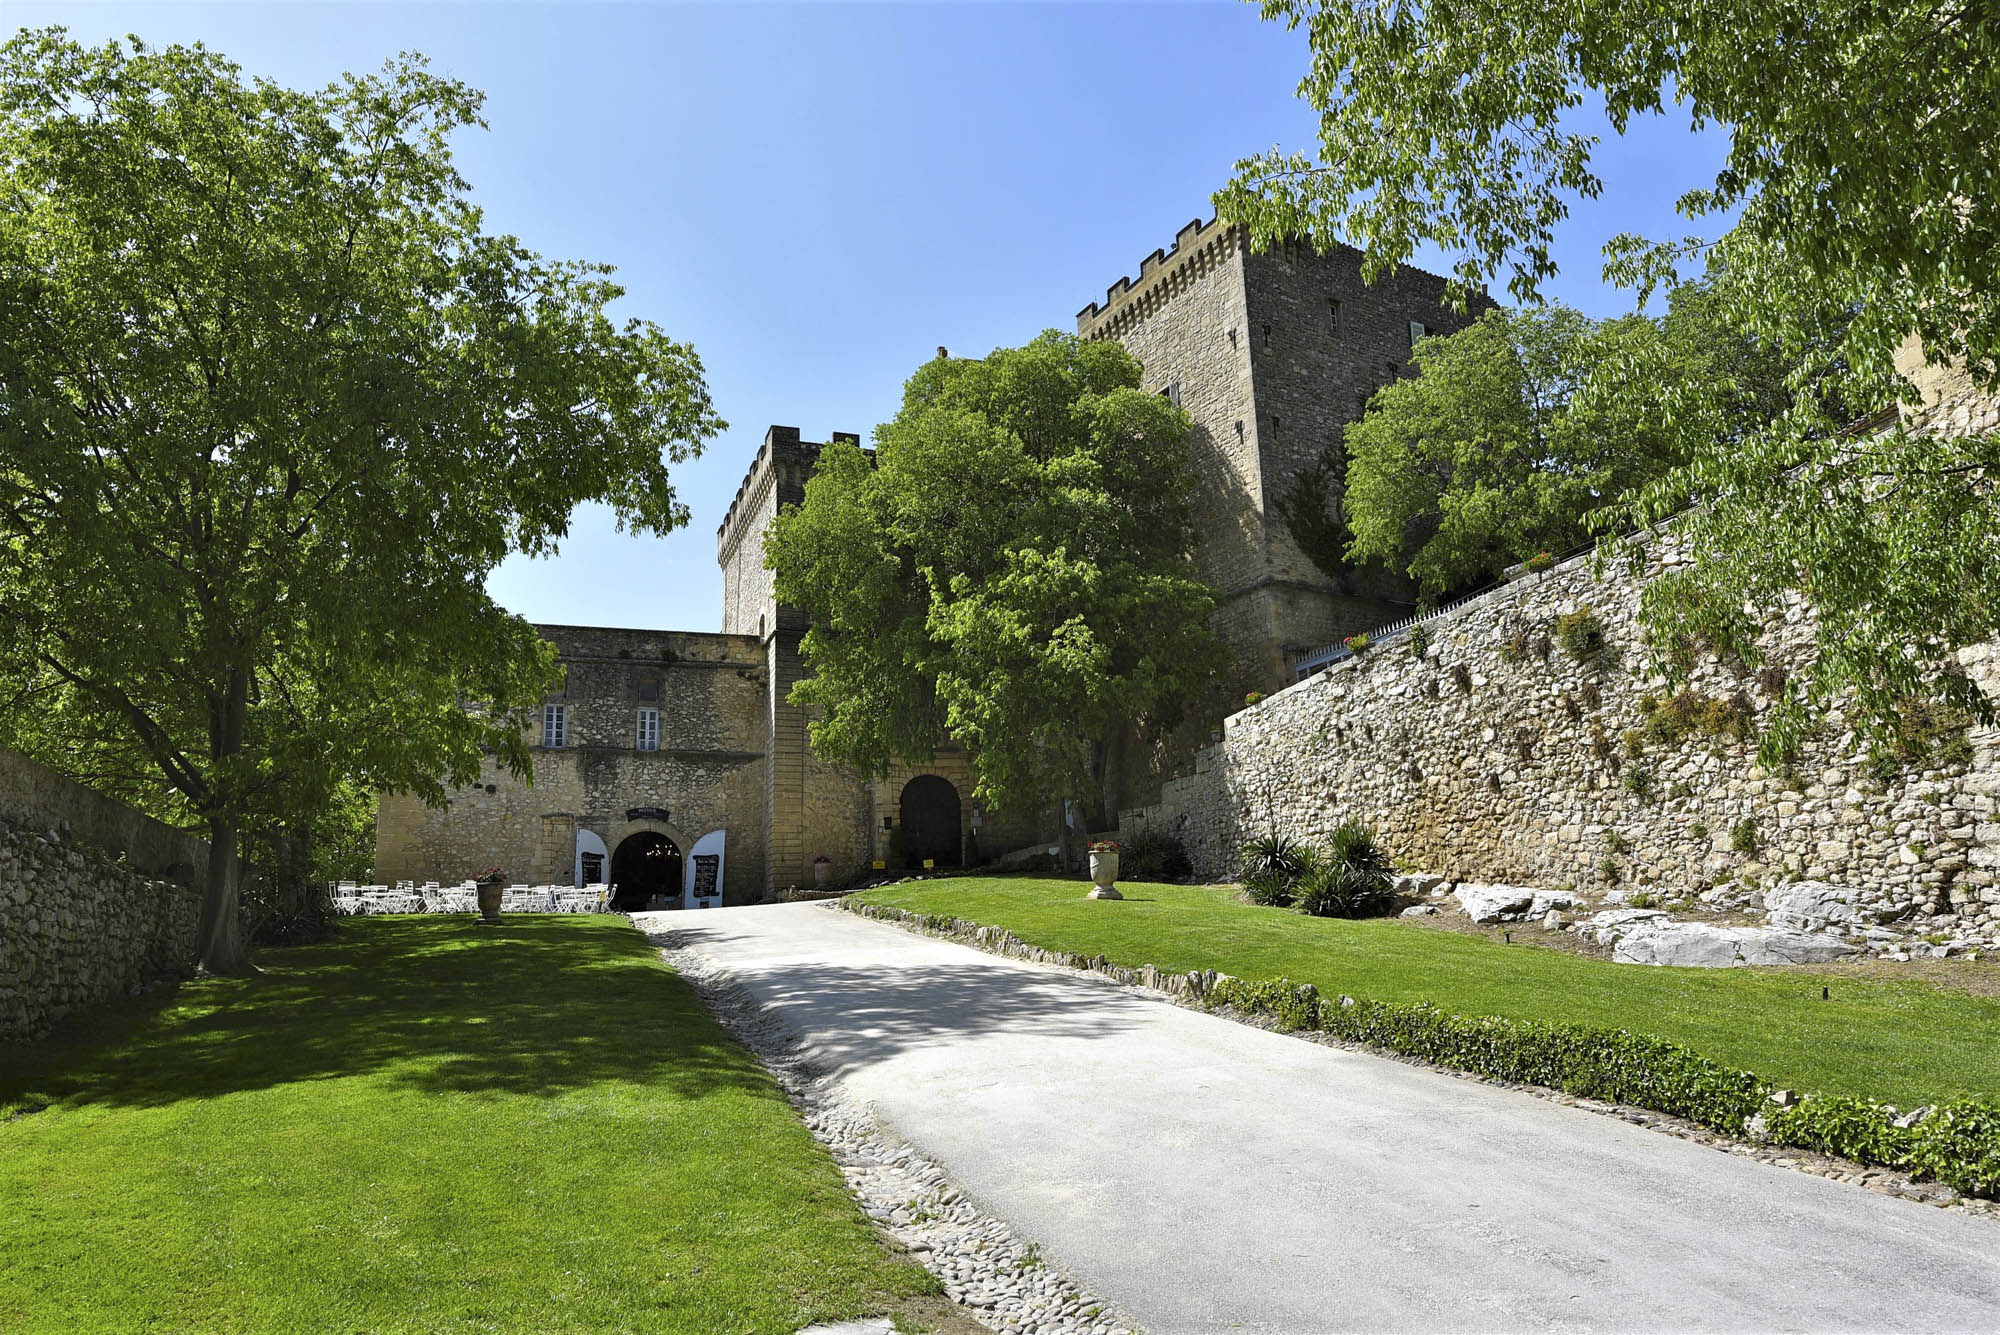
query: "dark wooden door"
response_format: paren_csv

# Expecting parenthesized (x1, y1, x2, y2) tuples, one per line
(899, 775, 961, 868)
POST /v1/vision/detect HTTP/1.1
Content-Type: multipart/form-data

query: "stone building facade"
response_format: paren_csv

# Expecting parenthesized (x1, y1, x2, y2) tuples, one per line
(375, 215, 1490, 898)
(377, 428, 1041, 902)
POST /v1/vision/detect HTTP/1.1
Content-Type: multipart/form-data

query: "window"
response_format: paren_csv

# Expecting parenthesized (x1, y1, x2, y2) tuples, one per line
(636, 708, 660, 752)
(542, 703, 567, 748)
(1227, 328, 1238, 350)
(1270, 415, 1282, 438)
(1409, 321, 1429, 348)
(637, 679, 659, 703)
(1261, 323, 1272, 349)
(1159, 382, 1181, 408)
(1329, 299, 1342, 331)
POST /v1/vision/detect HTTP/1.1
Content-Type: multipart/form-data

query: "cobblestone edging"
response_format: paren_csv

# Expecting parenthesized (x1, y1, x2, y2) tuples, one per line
(638, 921, 1138, 1335)
(835, 898, 2000, 1224)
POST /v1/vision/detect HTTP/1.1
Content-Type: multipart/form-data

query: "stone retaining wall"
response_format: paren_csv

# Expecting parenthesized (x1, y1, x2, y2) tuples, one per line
(1123, 533, 2000, 944)
(0, 747, 210, 1044)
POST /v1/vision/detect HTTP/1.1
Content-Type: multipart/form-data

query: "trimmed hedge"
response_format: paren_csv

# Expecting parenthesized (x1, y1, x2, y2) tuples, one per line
(1206, 976, 1766, 1135)
(1766, 1095, 2000, 1198)
(841, 900, 2000, 1198)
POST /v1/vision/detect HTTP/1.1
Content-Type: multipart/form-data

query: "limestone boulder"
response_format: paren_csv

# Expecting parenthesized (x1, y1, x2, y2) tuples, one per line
(1736, 929, 1860, 965)
(1763, 881, 1897, 932)
(1585, 907, 1669, 946)
(1393, 872, 1449, 897)
(1615, 922, 1746, 967)
(1527, 889, 1581, 918)
(1615, 921, 1861, 967)
(1454, 883, 1539, 923)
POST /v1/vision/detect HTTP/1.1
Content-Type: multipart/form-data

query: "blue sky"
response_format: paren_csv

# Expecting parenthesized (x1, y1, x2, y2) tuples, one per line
(21, 2, 1729, 632)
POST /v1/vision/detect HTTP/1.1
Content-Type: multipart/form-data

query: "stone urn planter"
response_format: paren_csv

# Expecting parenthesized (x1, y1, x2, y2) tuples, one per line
(1087, 844, 1122, 900)
(475, 874, 506, 926)
(813, 856, 833, 889)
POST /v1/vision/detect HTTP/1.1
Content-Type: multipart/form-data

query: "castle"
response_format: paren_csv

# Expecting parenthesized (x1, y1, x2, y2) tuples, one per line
(373, 219, 1480, 900)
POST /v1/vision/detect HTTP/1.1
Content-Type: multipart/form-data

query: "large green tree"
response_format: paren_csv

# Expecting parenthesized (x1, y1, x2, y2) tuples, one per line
(1217, 0, 2000, 754)
(0, 31, 721, 971)
(1338, 291, 1787, 596)
(765, 333, 1225, 829)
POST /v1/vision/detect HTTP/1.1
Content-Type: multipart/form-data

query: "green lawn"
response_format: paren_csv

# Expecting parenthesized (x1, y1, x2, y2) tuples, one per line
(858, 877, 2000, 1106)
(0, 916, 937, 1335)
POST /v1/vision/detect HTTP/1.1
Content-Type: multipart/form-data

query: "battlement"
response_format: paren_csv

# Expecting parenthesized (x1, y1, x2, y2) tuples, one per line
(1077, 214, 1478, 342)
(1076, 216, 1240, 338)
(715, 425, 859, 562)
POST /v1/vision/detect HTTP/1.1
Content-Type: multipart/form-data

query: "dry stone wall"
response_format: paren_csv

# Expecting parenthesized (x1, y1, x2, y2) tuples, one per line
(0, 748, 209, 1044)
(1126, 536, 2000, 947)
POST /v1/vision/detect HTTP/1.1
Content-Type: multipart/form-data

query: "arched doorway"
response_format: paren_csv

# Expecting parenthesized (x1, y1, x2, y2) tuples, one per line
(609, 831, 683, 910)
(899, 775, 961, 868)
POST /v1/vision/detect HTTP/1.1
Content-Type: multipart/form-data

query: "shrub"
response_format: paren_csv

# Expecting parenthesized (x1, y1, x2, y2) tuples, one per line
(1294, 821, 1395, 918)
(1241, 834, 1304, 906)
(1243, 691, 1264, 707)
(1407, 625, 1430, 659)
(1598, 854, 1622, 885)
(1524, 550, 1555, 573)
(1554, 608, 1608, 661)
(1689, 819, 1710, 841)
(1624, 762, 1656, 799)
(1243, 867, 1297, 908)
(1242, 833, 1303, 881)
(1122, 828, 1192, 882)
(1202, 982, 1767, 1136)
(1499, 630, 1530, 664)
(1344, 632, 1372, 654)
(1606, 829, 1631, 855)
(1731, 818, 1758, 854)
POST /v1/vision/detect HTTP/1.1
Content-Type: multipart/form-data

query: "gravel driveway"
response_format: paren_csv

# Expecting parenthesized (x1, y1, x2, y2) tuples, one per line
(654, 901, 2000, 1334)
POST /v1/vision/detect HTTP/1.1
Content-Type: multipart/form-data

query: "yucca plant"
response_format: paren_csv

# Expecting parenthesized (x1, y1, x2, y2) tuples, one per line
(1241, 833, 1306, 907)
(1294, 821, 1395, 917)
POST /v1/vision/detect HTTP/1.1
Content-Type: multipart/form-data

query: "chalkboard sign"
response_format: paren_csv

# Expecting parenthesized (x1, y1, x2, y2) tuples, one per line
(690, 854, 720, 900)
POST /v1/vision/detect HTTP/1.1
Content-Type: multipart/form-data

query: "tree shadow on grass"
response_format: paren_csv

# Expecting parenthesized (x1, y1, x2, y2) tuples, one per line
(0, 916, 772, 1113)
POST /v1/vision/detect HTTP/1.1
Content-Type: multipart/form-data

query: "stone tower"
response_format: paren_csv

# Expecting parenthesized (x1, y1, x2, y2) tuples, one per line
(1077, 218, 1492, 689)
(717, 426, 872, 892)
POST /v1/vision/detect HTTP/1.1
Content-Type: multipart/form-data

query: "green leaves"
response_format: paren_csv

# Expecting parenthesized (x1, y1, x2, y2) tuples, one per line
(0, 31, 719, 959)
(1224, 0, 2000, 751)
(1338, 303, 1757, 596)
(767, 333, 1226, 813)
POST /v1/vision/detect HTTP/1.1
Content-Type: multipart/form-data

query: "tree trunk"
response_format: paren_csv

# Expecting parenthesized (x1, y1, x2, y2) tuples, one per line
(195, 666, 254, 975)
(195, 816, 252, 975)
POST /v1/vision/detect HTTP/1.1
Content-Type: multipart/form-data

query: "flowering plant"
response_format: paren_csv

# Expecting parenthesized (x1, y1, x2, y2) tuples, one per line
(813, 854, 831, 864)
(1344, 632, 1372, 653)
(1087, 839, 1120, 854)
(1524, 550, 1555, 573)
(1244, 691, 1264, 706)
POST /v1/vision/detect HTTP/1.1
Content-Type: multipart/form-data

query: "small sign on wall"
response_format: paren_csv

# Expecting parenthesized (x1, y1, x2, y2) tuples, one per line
(683, 830, 725, 909)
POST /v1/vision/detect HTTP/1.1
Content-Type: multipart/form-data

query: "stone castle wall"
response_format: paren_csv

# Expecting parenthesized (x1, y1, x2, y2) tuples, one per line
(375, 625, 771, 903)
(1125, 522, 2000, 944)
(0, 747, 209, 1044)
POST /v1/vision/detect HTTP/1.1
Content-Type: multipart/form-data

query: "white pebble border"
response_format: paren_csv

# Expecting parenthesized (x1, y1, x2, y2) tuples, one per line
(641, 922, 1138, 1335)
(837, 898, 2000, 1224)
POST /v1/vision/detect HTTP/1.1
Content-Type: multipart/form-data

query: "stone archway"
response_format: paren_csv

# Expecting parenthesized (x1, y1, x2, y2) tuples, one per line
(609, 831, 683, 910)
(899, 775, 961, 869)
